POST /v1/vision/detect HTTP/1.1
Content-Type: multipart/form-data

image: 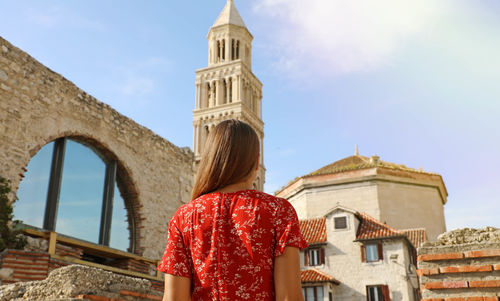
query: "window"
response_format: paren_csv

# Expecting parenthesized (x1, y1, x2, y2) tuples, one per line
(361, 243, 383, 262)
(366, 285, 390, 301)
(334, 216, 347, 229)
(302, 286, 324, 301)
(305, 247, 325, 266)
(15, 138, 133, 252)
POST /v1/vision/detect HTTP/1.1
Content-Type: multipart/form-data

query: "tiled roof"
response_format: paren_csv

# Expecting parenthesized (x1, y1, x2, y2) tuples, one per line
(307, 155, 438, 177)
(299, 218, 327, 245)
(400, 228, 427, 248)
(356, 213, 402, 241)
(301, 268, 340, 285)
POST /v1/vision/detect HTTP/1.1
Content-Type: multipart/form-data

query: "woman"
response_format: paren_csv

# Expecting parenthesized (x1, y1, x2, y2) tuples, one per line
(157, 119, 307, 301)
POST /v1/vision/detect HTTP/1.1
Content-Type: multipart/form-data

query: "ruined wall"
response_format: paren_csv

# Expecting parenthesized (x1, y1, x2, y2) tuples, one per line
(0, 37, 194, 259)
(417, 228, 500, 301)
(0, 264, 162, 301)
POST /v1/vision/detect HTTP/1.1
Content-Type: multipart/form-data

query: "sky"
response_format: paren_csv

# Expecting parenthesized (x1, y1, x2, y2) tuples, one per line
(1, 0, 499, 231)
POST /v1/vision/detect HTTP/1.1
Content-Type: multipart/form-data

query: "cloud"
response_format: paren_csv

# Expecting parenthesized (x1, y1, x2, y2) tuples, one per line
(253, 0, 439, 76)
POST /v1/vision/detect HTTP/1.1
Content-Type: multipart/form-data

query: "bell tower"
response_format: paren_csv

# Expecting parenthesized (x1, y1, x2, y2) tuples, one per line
(193, 0, 265, 190)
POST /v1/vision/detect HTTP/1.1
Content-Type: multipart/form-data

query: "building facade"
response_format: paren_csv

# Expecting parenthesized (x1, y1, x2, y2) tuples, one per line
(278, 153, 448, 300)
(298, 205, 424, 301)
(193, 0, 265, 190)
(277, 153, 448, 241)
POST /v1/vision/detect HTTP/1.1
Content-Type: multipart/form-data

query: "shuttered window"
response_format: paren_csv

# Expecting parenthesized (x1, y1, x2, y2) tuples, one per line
(361, 243, 383, 262)
(334, 216, 347, 229)
(305, 247, 325, 266)
(302, 286, 324, 301)
(366, 285, 390, 301)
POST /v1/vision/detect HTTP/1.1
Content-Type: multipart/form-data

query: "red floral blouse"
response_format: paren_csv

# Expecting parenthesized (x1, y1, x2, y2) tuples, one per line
(157, 189, 308, 300)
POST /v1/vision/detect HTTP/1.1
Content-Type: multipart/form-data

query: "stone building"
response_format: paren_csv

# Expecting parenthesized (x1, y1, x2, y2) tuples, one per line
(277, 152, 449, 300)
(277, 152, 448, 241)
(193, 0, 265, 190)
(298, 205, 425, 301)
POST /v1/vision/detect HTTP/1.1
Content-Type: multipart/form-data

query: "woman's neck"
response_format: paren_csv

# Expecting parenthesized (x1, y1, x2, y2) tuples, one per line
(214, 181, 253, 193)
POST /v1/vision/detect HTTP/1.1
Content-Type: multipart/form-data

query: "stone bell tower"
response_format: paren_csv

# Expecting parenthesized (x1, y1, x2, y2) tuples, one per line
(193, 0, 265, 190)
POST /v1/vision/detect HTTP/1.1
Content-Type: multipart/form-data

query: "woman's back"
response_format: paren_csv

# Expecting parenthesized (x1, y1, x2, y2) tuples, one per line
(158, 189, 307, 301)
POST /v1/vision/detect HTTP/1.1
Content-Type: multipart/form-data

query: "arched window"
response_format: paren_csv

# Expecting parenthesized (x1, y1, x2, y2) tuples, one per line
(15, 138, 134, 252)
(217, 40, 221, 62)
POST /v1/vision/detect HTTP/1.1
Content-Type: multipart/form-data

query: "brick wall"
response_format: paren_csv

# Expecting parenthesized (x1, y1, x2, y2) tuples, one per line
(417, 242, 500, 301)
(0, 250, 49, 284)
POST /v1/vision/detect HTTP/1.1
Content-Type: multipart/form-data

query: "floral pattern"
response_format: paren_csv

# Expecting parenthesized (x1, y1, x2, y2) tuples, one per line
(157, 189, 308, 300)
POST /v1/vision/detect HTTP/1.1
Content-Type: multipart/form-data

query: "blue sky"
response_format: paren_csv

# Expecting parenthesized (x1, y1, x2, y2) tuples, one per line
(2, 0, 499, 231)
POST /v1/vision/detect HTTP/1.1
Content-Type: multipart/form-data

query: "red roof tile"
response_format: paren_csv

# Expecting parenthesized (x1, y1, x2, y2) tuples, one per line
(299, 218, 327, 245)
(301, 268, 340, 284)
(356, 212, 401, 240)
(400, 228, 427, 248)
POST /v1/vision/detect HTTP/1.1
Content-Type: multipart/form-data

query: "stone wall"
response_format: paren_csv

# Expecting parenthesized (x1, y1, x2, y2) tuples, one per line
(0, 36, 194, 259)
(0, 265, 162, 301)
(417, 228, 500, 301)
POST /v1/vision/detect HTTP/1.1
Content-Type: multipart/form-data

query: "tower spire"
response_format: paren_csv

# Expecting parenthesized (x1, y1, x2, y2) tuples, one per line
(355, 145, 359, 156)
(212, 0, 247, 28)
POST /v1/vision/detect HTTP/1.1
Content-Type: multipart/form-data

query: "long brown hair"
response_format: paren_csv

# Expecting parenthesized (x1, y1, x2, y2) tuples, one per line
(191, 119, 260, 200)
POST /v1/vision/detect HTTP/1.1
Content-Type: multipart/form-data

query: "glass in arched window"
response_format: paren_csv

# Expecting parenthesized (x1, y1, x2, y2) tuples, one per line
(56, 140, 105, 244)
(14, 142, 54, 228)
(109, 182, 131, 251)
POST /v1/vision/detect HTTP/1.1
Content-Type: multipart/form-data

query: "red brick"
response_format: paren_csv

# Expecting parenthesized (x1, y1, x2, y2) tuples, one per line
(1, 280, 17, 284)
(425, 281, 468, 290)
(2, 254, 49, 261)
(440, 265, 493, 274)
(11, 276, 46, 281)
(440, 266, 460, 273)
(418, 253, 464, 261)
(144, 294, 162, 301)
(464, 249, 500, 259)
(6, 250, 47, 257)
(418, 268, 440, 276)
(465, 297, 485, 301)
(120, 290, 140, 297)
(421, 299, 444, 301)
(483, 297, 499, 301)
(13, 270, 48, 276)
(2, 258, 49, 266)
(494, 264, 500, 271)
(444, 298, 465, 301)
(73, 295, 110, 301)
(469, 280, 500, 288)
(0, 263, 48, 270)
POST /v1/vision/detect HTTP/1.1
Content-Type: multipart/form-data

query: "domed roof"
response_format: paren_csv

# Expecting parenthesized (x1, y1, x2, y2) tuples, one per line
(307, 154, 437, 177)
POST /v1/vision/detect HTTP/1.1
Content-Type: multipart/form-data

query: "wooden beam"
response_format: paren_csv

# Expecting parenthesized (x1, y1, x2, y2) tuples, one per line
(48, 232, 57, 255)
(23, 228, 157, 264)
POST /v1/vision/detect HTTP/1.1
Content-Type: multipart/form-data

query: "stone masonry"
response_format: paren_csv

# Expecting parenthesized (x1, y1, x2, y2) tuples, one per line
(417, 227, 500, 301)
(0, 264, 163, 301)
(0, 36, 195, 259)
